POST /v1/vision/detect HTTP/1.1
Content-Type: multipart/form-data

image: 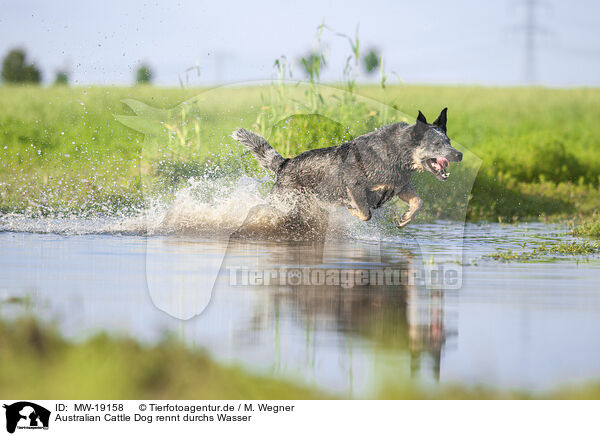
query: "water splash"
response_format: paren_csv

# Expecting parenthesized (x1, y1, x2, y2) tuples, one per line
(0, 171, 406, 242)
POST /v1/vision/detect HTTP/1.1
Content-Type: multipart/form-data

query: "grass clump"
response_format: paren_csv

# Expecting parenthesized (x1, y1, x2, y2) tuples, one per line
(485, 240, 599, 262)
(485, 248, 537, 262)
(571, 213, 600, 237)
(547, 240, 599, 255)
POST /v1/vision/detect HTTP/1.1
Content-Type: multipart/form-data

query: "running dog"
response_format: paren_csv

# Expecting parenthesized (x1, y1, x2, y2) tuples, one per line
(231, 108, 462, 239)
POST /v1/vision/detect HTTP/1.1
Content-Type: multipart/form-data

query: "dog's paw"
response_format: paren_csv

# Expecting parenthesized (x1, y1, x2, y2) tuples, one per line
(349, 208, 371, 221)
(397, 219, 411, 228)
(397, 213, 412, 228)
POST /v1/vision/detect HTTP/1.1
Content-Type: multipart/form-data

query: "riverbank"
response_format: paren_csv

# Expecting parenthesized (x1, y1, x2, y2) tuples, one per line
(1, 316, 599, 399)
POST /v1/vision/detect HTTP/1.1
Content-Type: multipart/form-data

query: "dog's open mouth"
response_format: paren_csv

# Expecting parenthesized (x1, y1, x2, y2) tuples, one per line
(424, 157, 450, 181)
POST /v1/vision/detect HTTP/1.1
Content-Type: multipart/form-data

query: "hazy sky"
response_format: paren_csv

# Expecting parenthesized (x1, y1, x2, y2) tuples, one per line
(1, 0, 599, 86)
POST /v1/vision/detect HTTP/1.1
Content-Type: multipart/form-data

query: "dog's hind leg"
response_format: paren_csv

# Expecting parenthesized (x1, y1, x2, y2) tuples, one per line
(345, 185, 371, 221)
(396, 186, 423, 228)
(231, 204, 287, 239)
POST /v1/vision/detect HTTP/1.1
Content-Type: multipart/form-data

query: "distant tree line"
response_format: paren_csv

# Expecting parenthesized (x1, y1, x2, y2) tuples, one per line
(3, 45, 379, 85)
(298, 47, 382, 78)
(1, 49, 42, 83)
(135, 63, 153, 85)
(1, 48, 154, 86)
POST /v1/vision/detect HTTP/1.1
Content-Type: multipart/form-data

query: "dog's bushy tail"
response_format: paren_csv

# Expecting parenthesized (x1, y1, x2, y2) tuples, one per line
(232, 128, 286, 173)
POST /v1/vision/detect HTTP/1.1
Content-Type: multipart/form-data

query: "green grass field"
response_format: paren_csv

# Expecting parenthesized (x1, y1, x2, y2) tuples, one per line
(0, 84, 599, 222)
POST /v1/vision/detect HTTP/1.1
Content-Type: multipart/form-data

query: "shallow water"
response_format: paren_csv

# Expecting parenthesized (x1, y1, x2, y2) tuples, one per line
(1, 220, 599, 397)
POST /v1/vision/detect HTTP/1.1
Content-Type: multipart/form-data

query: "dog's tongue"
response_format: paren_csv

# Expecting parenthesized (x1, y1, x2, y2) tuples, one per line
(436, 157, 449, 169)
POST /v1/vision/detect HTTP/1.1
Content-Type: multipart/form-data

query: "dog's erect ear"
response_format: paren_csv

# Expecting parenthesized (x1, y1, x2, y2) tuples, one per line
(412, 111, 428, 139)
(433, 107, 448, 133)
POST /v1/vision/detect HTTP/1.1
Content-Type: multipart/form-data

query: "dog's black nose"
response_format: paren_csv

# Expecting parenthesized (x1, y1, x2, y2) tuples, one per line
(455, 151, 463, 162)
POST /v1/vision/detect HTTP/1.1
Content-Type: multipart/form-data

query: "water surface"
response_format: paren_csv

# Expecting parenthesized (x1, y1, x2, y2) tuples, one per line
(1, 221, 599, 397)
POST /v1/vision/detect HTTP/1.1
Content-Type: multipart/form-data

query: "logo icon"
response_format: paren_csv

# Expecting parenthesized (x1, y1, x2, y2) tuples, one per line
(3, 402, 50, 434)
(115, 81, 480, 319)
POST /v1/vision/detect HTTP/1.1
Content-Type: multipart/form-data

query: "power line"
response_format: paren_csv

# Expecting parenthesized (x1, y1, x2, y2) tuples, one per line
(515, 0, 551, 84)
(524, 0, 537, 82)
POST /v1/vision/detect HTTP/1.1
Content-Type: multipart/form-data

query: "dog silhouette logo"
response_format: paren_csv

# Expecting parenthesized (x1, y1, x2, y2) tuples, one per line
(3, 402, 50, 434)
(115, 82, 480, 321)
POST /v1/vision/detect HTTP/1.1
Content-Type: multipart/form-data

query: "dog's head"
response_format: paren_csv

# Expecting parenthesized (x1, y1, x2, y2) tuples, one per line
(409, 108, 462, 181)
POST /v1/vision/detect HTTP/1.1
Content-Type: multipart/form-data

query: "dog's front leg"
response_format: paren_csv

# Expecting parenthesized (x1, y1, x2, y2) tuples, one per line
(396, 186, 423, 228)
(345, 185, 371, 221)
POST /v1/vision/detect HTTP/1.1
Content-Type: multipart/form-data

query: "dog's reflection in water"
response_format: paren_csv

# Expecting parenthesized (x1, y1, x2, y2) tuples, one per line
(225, 237, 455, 381)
